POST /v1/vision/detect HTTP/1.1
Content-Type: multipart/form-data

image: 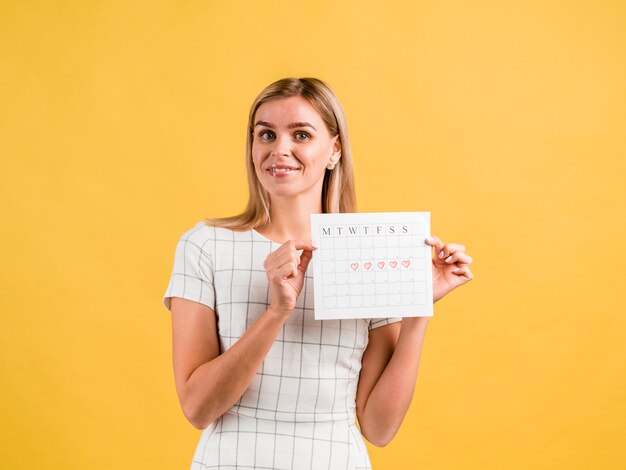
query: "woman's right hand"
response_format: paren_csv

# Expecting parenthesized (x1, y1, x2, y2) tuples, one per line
(263, 239, 318, 317)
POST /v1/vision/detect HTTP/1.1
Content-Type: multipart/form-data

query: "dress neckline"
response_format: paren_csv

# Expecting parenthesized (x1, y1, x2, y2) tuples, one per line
(251, 228, 282, 244)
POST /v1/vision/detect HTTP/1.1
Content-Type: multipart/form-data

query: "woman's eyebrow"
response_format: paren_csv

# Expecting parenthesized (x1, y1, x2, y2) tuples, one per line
(254, 121, 317, 131)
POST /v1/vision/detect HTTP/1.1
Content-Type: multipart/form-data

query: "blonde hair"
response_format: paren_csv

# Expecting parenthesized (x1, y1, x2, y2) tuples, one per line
(204, 77, 357, 231)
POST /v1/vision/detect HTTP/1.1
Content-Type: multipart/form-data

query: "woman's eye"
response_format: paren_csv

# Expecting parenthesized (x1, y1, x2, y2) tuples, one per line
(257, 130, 309, 141)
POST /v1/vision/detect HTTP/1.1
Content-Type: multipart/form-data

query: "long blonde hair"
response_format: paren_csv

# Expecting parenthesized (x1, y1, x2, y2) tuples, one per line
(204, 77, 357, 231)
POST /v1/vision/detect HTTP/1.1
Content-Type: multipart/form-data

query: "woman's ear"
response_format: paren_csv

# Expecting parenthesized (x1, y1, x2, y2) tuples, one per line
(327, 136, 342, 170)
(326, 139, 341, 170)
(331, 135, 342, 161)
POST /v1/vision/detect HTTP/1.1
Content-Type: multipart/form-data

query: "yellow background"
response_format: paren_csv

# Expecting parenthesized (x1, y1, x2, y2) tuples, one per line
(1, 1, 624, 468)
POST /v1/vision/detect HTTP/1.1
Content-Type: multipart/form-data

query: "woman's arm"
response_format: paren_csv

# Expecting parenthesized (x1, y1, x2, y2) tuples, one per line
(171, 239, 317, 430)
(356, 235, 474, 446)
(355, 317, 429, 447)
(171, 297, 289, 430)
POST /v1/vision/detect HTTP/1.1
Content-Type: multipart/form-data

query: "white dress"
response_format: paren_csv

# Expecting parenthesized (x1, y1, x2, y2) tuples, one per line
(163, 221, 402, 470)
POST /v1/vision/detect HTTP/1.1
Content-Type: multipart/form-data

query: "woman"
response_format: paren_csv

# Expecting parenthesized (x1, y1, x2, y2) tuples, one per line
(163, 77, 474, 469)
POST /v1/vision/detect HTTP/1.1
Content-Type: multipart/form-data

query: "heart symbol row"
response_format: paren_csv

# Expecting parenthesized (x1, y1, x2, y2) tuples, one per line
(350, 260, 411, 271)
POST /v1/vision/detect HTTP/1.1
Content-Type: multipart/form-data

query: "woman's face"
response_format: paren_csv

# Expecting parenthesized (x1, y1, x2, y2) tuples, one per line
(251, 95, 340, 202)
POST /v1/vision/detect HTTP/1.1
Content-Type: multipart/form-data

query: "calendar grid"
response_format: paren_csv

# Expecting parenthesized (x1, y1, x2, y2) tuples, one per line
(312, 213, 434, 319)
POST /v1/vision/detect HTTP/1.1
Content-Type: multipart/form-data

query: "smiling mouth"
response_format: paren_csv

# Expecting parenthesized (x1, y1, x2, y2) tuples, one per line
(267, 165, 300, 176)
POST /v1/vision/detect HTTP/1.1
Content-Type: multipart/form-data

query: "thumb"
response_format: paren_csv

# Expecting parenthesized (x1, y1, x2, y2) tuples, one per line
(298, 249, 314, 274)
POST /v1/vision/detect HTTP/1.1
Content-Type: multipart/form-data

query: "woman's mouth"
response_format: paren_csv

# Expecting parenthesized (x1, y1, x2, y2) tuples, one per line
(267, 166, 299, 177)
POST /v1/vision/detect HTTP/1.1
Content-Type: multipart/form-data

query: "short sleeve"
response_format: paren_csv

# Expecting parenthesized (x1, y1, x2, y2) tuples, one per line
(368, 317, 403, 331)
(162, 224, 215, 311)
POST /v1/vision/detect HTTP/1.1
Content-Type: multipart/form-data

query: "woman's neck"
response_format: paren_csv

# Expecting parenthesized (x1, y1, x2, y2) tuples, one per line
(261, 195, 322, 243)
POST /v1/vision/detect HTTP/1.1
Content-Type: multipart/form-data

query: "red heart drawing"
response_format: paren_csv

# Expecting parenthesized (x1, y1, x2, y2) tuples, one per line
(402, 260, 411, 268)
(364, 262, 372, 270)
(390, 261, 398, 269)
(377, 261, 385, 269)
(351, 263, 359, 271)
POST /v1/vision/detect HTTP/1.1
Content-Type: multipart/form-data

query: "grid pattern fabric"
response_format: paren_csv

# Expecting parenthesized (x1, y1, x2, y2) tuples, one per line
(163, 221, 403, 469)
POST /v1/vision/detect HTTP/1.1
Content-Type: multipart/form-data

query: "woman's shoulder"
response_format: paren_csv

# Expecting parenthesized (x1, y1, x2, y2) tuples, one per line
(178, 220, 256, 246)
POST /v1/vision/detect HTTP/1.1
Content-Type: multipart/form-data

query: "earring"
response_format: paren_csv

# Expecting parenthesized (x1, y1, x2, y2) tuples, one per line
(327, 159, 337, 170)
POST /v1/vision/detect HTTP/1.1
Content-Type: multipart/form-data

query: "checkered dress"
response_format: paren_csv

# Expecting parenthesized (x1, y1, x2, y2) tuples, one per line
(163, 221, 402, 470)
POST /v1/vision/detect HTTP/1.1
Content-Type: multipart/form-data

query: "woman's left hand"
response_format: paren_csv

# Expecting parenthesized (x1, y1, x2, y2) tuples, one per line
(425, 236, 474, 302)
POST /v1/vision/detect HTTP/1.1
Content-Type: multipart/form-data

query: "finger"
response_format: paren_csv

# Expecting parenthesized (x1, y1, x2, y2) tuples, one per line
(285, 239, 319, 252)
(278, 260, 298, 281)
(432, 240, 467, 262)
(425, 236, 445, 259)
(267, 239, 317, 269)
(443, 251, 473, 265)
(424, 235, 441, 248)
(298, 249, 313, 273)
(444, 243, 466, 253)
(437, 243, 459, 261)
(452, 266, 474, 280)
(272, 249, 301, 269)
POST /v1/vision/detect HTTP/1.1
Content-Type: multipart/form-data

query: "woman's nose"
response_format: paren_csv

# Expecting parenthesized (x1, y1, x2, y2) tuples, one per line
(270, 133, 291, 156)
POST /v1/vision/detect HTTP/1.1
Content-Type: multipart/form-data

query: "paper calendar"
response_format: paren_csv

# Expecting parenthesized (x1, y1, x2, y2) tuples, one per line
(311, 212, 433, 320)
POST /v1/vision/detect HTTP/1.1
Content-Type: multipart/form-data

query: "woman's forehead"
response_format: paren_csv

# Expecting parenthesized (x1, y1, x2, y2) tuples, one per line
(255, 96, 324, 126)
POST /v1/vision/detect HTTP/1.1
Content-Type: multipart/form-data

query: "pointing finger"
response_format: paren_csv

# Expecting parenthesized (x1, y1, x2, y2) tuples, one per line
(288, 239, 319, 251)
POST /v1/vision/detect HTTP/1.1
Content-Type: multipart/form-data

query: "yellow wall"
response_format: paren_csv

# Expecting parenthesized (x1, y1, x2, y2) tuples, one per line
(1, 1, 624, 468)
